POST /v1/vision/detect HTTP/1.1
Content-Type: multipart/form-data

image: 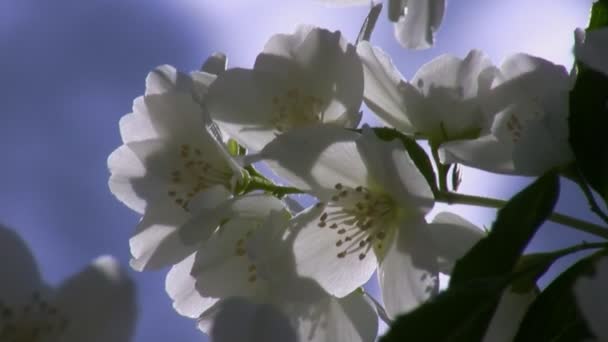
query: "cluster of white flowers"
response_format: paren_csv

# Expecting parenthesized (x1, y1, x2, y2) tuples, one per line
(0, 225, 136, 342)
(107, 3, 608, 341)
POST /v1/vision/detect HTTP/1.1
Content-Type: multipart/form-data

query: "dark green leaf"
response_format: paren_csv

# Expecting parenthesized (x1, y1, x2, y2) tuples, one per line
(514, 250, 607, 342)
(570, 0, 608, 207)
(588, 0, 608, 31)
(381, 278, 507, 342)
(450, 170, 560, 287)
(370, 127, 439, 195)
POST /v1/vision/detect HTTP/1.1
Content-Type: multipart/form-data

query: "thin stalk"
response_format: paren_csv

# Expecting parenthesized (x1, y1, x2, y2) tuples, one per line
(436, 191, 608, 240)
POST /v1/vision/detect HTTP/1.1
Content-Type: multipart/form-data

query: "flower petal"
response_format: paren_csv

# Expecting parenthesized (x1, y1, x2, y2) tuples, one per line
(181, 193, 285, 245)
(291, 205, 378, 298)
(257, 126, 367, 200)
(439, 135, 515, 174)
(357, 126, 434, 215)
(201, 52, 227, 75)
(407, 50, 495, 139)
(129, 200, 195, 271)
(144, 65, 193, 96)
(356, 42, 416, 134)
(206, 68, 288, 151)
(284, 292, 379, 342)
(166, 253, 218, 319)
(55, 256, 136, 342)
(206, 298, 298, 342)
(378, 218, 439, 318)
(191, 217, 273, 300)
(393, 0, 446, 50)
(427, 212, 485, 274)
(0, 225, 43, 306)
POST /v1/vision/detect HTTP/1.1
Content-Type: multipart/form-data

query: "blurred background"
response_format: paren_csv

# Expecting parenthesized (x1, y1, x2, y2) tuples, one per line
(0, 0, 597, 341)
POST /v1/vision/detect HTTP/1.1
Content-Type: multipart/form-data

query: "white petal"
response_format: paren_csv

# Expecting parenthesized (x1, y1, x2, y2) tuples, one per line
(257, 126, 367, 200)
(407, 50, 495, 139)
(55, 256, 136, 342)
(0, 225, 43, 306)
(482, 288, 537, 342)
(144, 64, 193, 96)
(510, 113, 573, 175)
(256, 25, 315, 70)
(378, 219, 439, 318)
(118, 110, 157, 144)
(576, 27, 608, 76)
(439, 135, 516, 174)
(393, 0, 446, 50)
(284, 292, 379, 342)
(206, 68, 287, 151)
(191, 217, 272, 300)
(189, 71, 217, 103)
(256, 26, 363, 119)
(181, 193, 286, 244)
(129, 200, 195, 271)
(133, 92, 211, 142)
(357, 126, 434, 214)
(291, 205, 378, 298)
(115, 134, 236, 213)
(107, 144, 148, 214)
(166, 253, 218, 319)
(289, 27, 363, 117)
(574, 256, 608, 341)
(489, 53, 570, 114)
(356, 42, 416, 134)
(206, 298, 297, 342)
(201, 52, 227, 75)
(427, 212, 485, 273)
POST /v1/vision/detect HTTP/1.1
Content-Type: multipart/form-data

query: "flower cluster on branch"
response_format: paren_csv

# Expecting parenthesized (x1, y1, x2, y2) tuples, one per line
(106, 1, 608, 341)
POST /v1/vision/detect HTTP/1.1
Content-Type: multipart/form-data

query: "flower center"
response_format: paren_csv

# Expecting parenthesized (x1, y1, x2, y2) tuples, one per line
(0, 292, 69, 342)
(168, 143, 233, 211)
(270, 88, 326, 133)
(504, 100, 544, 143)
(316, 183, 397, 261)
(232, 229, 259, 284)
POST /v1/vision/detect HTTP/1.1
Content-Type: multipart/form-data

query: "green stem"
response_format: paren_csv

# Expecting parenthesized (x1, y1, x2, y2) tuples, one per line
(430, 144, 449, 192)
(437, 191, 608, 240)
(244, 177, 304, 198)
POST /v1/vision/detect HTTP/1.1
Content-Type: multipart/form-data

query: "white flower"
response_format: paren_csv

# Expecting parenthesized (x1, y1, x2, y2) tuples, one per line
(389, 0, 446, 50)
(108, 88, 242, 271)
(357, 43, 497, 143)
(574, 256, 608, 342)
(315, 0, 446, 49)
(254, 125, 485, 318)
(205, 25, 363, 151)
(0, 225, 136, 342)
(575, 27, 608, 77)
(167, 204, 379, 342)
(440, 53, 574, 175)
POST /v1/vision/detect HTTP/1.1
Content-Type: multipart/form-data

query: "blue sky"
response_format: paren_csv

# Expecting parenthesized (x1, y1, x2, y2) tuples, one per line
(0, 0, 596, 341)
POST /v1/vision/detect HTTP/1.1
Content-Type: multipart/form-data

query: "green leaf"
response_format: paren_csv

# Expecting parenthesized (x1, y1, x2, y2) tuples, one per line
(370, 127, 439, 195)
(588, 0, 608, 31)
(513, 250, 607, 342)
(570, 0, 608, 207)
(381, 278, 507, 342)
(449, 170, 560, 287)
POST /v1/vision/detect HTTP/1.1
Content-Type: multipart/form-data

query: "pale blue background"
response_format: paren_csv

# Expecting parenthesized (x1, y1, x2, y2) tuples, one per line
(0, 1, 597, 341)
